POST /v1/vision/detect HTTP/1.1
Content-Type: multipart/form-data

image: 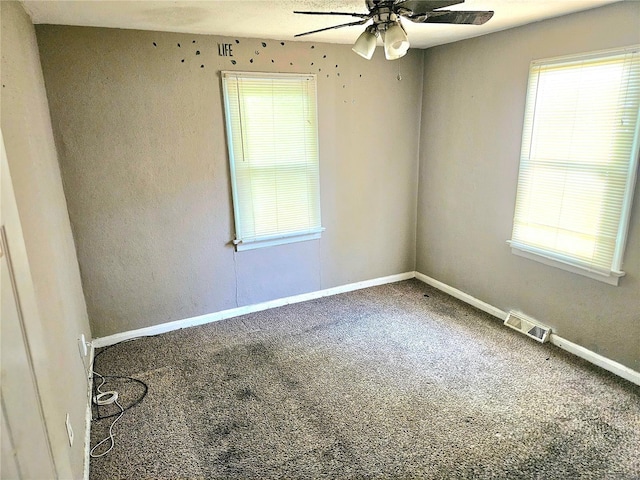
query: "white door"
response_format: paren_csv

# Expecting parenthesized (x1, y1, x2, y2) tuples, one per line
(1, 407, 21, 479)
(0, 130, 57, 479)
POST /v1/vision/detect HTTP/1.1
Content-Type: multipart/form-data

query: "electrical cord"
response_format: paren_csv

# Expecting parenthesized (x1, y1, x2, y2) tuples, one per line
(90, 371, 125, 458)
(89, 336, 152, 457)
(91, 375, 148, 420)
(90, 338, 151, 420)
(94, 391, 118, 405)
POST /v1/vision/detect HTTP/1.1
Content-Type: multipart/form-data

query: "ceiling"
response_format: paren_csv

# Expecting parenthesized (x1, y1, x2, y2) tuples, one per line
(22, 0, 620, 49)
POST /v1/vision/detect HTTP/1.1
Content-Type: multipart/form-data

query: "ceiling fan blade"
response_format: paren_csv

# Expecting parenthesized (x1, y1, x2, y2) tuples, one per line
(397, 0, 464, 15)
(294, 19, 369, 37)
(408, 10, 494, 25)
(294, 11, 370, 19)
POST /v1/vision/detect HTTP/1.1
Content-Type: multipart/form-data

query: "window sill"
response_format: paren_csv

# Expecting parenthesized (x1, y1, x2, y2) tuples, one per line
(508, 241, 625, 286)
(234, 229, 324, 251)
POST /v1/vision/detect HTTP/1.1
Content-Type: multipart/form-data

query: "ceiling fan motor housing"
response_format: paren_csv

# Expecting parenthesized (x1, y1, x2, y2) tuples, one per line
(373, 8, 401, 33)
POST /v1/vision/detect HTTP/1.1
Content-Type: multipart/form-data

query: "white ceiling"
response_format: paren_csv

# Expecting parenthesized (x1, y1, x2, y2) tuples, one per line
(22, 0, 620, 49)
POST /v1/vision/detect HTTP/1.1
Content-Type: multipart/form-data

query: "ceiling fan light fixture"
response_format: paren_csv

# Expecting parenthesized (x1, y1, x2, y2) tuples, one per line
(295, 1, 494, 61)
(352, 25, 378, 60)
(383, 21, 409, 60)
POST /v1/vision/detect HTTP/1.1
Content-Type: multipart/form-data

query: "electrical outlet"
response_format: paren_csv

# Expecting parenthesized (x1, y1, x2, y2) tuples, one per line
(65, 413, 74, 447)
(78, 334, 88, 357)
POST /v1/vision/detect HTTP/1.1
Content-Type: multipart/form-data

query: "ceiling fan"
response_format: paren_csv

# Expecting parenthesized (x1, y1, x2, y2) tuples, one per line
(294, 0, 494, 60)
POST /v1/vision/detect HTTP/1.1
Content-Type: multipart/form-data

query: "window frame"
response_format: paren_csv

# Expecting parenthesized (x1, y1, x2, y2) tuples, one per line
(221, 71, 323, 251)
(508, 45, 640, 285)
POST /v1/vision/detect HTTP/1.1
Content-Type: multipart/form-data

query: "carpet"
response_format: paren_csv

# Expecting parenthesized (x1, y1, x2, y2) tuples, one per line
(89, 279, 640, 479)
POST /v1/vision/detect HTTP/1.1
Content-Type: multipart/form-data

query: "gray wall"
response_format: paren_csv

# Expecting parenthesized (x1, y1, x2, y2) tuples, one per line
(1, 2, 92, 477)
(416, 2, 640, 371)
(36, 26, 422, 338)
(34, 3, 638, 372)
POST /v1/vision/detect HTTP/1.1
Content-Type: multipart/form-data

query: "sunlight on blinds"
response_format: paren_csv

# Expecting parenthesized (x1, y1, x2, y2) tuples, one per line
(223, 72, 322, 246)
(511, 47, 640, 276)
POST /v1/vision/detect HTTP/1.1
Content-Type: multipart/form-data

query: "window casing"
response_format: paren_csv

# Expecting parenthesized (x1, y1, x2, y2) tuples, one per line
(509, 46, 640, 285)
(222, 72, 323, 251)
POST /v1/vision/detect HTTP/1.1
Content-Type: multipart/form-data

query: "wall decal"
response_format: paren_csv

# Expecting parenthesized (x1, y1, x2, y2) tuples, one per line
(148, 34, 369, 97)
(218, 43, 233, 56)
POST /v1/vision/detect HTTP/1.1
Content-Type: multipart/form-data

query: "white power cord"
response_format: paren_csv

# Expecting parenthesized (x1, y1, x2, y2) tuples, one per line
(89, 400, 124, 458)
(89, 337, 150, 458)
(90, 371, 124, 458)
(94, 391, 118, 405)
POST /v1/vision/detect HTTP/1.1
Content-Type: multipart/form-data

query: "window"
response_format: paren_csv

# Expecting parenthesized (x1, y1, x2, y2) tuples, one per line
(509, 46, 640, 285)
(222, 72, 323, 251)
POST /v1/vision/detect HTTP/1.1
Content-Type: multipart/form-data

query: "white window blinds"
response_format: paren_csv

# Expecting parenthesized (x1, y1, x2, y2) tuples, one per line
(510, 46, 640, 283)
(222, 72, 322, 250)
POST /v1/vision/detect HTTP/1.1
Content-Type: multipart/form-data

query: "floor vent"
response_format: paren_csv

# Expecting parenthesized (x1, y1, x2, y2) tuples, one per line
(504, 311, 551, 343)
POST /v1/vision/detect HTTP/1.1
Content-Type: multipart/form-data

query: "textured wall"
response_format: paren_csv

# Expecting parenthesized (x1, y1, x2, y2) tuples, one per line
(416, 2, 640, 371)
(36, 26, 422, 337)
(0, 2, 92, 478)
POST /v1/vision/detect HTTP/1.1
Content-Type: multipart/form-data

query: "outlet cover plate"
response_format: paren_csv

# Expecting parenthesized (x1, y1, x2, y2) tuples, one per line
(79, 334, 88, 357)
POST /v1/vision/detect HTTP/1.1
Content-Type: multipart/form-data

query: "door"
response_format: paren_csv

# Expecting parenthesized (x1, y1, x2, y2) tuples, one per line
(0, 130, 57, 479)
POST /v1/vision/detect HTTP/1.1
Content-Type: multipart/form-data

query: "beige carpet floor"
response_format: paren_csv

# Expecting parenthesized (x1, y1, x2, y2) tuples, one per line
(89, 279, 640, 479)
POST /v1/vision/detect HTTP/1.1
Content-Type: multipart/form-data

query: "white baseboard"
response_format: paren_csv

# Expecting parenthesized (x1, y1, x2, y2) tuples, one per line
(92, 271, 415, 348)
(414, 271, 508, 320)
(83, 344, 94, 480)
(414, 272, 640, 386)
(91, 270, 639, 386)
(549, 335, 640, 386)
